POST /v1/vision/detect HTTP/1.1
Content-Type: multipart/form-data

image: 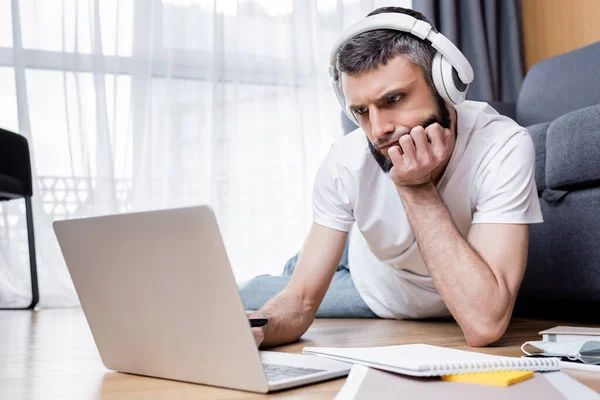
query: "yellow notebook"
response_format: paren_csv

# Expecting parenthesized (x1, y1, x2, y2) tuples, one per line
(442, 370, 534, 386)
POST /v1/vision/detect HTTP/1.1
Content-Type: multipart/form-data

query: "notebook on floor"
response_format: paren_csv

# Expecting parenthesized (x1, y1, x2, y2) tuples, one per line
(303, 344, 560, 377)
(540, 326, 600, 343)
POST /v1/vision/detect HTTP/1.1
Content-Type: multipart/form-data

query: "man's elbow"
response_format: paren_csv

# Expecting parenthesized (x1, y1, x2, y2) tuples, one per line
(463, 318, 509, 347)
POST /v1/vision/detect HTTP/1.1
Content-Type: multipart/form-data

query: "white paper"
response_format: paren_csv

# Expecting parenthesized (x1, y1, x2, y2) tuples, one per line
(303, 344, 559, 376)
(334, 365, 370, 400)
(543, 371, 600, 399)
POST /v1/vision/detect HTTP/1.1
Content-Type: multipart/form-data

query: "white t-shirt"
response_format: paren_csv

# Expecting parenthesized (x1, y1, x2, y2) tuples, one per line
(312, 101, 543, 319)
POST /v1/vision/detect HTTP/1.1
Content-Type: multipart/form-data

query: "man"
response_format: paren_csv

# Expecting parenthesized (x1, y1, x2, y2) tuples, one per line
(240, 7, 541, 348)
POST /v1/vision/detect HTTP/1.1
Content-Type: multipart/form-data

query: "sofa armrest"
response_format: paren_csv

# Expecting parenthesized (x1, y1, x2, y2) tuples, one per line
(0, 127, 33, 197)
(545, 103, 600, 191)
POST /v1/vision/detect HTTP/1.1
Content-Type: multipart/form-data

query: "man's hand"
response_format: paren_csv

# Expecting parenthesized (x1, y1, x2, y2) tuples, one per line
(245, 224, 348, 349)
(388, 123, 451, 187)
(251, 326, 265, 347)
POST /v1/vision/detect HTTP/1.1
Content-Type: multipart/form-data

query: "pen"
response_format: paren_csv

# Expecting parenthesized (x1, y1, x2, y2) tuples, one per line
(249, 318, 268, 328)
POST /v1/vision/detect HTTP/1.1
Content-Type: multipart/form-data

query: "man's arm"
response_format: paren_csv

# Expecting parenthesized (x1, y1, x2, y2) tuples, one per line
(387, 122, 533, 346)
(250, 223, 348, 348)
(396, 183, 528, 347)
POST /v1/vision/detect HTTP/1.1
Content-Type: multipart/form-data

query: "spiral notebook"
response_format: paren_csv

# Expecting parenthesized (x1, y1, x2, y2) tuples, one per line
(302, 344, 560, 377)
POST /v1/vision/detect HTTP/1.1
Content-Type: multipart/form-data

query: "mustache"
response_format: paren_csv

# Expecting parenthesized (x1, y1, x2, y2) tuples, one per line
(372, 127, 410, 151)
(372, 114, 446, 151)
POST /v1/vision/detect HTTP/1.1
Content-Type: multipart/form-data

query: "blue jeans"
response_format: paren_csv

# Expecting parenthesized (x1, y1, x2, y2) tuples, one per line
(239, 235, 378, 318)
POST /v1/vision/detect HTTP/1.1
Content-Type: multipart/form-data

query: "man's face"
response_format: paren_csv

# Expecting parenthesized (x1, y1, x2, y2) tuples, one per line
(342, 55, 450, 172)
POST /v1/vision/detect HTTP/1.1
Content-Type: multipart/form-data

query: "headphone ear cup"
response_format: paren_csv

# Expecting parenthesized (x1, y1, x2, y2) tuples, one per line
(431, 52, 452, 104)
(441, 55, 468, 104)
(433, 52, 469, 105)
(332, 77, 359, 126)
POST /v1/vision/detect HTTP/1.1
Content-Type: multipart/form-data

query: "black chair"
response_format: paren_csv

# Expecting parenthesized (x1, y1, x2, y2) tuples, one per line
(0, 127, 39, 309)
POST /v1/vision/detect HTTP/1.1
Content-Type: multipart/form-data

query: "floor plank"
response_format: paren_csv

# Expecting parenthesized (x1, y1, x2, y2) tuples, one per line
(1, 309, 599, 399)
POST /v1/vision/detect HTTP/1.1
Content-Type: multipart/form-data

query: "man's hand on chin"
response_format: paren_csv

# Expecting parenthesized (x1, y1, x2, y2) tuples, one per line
(387, 123, 451, 188)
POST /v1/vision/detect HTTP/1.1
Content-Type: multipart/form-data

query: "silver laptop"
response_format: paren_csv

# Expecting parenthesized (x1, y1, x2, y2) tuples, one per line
(53, 205, 350, 393)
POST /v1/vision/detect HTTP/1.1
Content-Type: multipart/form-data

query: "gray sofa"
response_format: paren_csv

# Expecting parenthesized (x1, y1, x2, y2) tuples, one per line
(501, 41, 600, 320)
(340, 40, 600, 321)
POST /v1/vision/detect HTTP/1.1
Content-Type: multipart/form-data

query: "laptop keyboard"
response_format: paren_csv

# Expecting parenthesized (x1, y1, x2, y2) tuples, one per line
(262, 363, 325, 382)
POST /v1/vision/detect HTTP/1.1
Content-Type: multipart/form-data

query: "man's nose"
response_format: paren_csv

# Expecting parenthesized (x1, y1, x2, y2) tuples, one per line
(370, 109, 395, 141)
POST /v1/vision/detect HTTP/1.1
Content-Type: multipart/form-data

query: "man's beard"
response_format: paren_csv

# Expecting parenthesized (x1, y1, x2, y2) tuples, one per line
(368, 93, 451, 173)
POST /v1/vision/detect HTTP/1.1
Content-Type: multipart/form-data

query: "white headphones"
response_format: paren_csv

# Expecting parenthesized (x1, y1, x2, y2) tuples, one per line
(329, 13, 474, 126)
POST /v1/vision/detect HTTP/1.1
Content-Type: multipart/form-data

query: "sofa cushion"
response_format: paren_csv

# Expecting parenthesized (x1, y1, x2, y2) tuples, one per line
(526, 121, 551, 193)
(545, 104, 600, 191)
(516, 41, 600, 126)
(521, 186, 600, 302)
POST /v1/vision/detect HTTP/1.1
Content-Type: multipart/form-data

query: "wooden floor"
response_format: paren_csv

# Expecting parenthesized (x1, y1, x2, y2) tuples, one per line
(1, 309, 599, 399)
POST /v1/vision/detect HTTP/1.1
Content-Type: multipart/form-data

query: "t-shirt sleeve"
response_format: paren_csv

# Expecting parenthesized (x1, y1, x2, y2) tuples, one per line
(312, 146, 355, 232)
(472, 130, 543, 224)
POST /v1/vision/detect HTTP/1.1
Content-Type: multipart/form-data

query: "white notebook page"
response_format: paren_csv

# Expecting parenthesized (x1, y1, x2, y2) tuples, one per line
(303, 344, 559, 376)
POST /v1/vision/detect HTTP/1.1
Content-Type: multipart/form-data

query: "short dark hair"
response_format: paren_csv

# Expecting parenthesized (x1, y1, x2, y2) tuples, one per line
(336, 7, 438, 93)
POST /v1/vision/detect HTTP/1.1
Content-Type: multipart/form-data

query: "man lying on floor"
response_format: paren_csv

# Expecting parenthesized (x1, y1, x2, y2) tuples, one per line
(240, 7, 542, 348)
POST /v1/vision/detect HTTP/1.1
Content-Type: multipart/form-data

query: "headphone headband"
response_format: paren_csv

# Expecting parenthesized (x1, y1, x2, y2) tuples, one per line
(329, 13, 474, 84)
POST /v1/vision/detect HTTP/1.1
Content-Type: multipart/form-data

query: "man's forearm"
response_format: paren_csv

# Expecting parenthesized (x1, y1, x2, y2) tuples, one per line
(396, 183, 510, 346)
(250, 288, 316, 348)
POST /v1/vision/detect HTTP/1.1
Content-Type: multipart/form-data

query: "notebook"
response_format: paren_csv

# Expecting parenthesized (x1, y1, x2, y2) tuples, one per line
(334, 366, 597, 400)
(302, 344, 560, 377)
(540, 326, 600, 343)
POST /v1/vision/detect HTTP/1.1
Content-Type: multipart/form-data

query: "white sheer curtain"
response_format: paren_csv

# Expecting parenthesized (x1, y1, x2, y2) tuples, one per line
(0, 0, 410, 308)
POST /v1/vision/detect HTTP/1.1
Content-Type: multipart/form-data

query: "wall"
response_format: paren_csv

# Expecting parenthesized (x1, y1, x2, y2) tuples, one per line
(521, 0, 600, 70)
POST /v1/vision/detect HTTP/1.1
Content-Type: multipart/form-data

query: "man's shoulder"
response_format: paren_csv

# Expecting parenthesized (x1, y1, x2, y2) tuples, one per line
(327, 127, 372, 169)
(459, 100, 524, 135)
(459, 100, 530, 155)
(457, 102, 535, 184)
(335, 127, 369, 151)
